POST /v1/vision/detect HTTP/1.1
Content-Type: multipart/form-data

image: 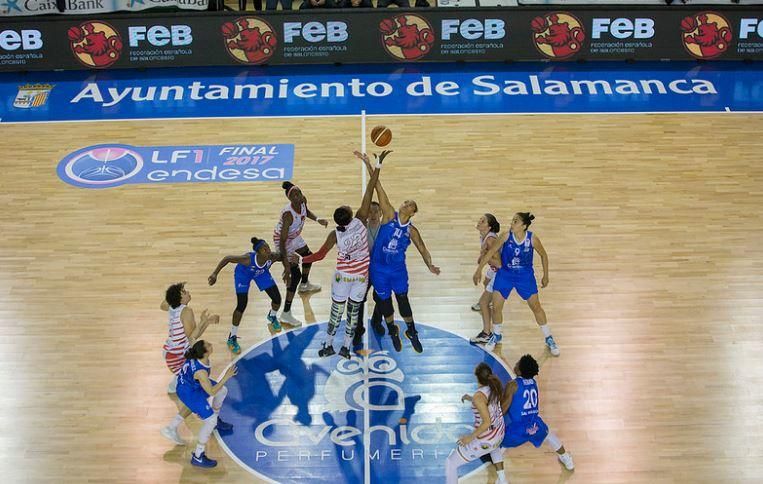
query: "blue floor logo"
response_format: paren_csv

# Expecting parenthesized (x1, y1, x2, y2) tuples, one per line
(216, 323, 512, 483)
(57, 143, 294, 189)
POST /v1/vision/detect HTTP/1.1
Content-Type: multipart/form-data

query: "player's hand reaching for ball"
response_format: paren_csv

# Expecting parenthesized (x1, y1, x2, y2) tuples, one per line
(375, 150, 393, 165)
(208, 274, 217, 286)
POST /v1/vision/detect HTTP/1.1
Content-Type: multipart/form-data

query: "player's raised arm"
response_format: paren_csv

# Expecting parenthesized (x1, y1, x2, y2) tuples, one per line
(355, 150, 388, 223)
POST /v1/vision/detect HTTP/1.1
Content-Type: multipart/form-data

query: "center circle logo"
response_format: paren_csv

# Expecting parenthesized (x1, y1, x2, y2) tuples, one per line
(379, 15, 435, 61)
(216, 323, 512, 483)
(58, 144, 143, 188)
(67, 21, 122, 69)
(222, 17, 277, 65)
(680, 12, 732, 60)
(530, 12, 585, 60)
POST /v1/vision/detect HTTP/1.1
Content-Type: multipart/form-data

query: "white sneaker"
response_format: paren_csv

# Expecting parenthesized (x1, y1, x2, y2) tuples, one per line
(298, 282, 321, 294)
(545, 336, 561, 357)
(470, 303, 481, 312)
(558, 452, 574, 470)
(161, 426, 187, 446)
(279, 311, 303, 328)
(484, 333, 498, 352)
(167, 376, 177, 394)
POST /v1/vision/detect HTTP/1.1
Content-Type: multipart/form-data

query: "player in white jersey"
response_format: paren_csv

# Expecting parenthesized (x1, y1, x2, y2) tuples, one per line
(445, 362, 506, 484)
(303, 150, 388, 359)
(469, 214, 503, 350)
(160, 282, 219, 393)
(274, 181, 329, 327)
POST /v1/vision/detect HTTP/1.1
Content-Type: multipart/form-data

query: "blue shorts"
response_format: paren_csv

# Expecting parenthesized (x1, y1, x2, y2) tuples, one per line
(492, 269, 538, 301)
(501, 416, 549, 448)
(234, 266, 276, 294)
(370, 264, 409, 300)
(177, 379, 217, 419)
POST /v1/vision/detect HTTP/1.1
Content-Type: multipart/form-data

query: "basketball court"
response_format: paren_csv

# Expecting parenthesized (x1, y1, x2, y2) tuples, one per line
(0, 60, 762, 482)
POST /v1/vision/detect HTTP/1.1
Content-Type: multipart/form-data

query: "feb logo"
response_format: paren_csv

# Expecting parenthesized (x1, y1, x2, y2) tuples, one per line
(58, 145, 143, 188)
(67, 21, 122, 69)
(215, 322, 512, 482)
(379, 15, 435, 61)
(530, 12, 585, 60)
(680, 12, 732, 59)
(222, 17, 277, 65)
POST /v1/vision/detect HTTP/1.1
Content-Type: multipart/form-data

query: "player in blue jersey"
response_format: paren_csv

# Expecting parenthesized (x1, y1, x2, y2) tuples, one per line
(482, 354, 574, 479)
(161, 340, 238, 468)
(356, 151, 440, 353)
(473, 212, 560, 356)
(208, 237, 296, 354)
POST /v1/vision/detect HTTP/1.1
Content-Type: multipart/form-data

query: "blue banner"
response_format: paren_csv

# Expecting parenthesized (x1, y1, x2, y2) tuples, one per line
(57, 143, 294, 189)
(2, 62, 763, 124)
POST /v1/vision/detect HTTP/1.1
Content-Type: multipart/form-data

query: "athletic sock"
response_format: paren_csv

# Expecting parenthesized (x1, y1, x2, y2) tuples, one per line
(229, 325, 238, 338)
(540, 324, 552, 338)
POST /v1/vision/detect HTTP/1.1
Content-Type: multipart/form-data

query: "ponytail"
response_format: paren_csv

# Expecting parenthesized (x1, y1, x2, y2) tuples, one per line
(484, 213, 500, 234)
(184, 340, 207, 361)
(517, 212, 535, 228)
(475, 362, 503, 405)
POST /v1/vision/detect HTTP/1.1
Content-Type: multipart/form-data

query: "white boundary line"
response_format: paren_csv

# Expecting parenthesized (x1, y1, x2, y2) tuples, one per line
(360, 109, 371, 484)
(2, 109, 763, 125)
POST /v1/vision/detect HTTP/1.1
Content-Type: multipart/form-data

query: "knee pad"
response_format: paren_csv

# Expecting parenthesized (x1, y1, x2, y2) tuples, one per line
(377, 297, 394, 318)
(394, 293, 413, 319)
(288, 266, 301, 292)
(235, 293, 248, 313)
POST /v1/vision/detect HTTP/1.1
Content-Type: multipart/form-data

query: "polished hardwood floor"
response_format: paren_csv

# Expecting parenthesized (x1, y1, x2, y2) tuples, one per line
(0, 113, 761, 483)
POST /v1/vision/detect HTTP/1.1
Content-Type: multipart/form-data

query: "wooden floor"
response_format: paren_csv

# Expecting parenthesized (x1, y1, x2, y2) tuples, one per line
(0, 114, 762, 483)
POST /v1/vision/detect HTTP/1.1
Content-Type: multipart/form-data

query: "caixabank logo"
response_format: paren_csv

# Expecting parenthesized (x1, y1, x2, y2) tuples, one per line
(67, 21, 123, 69)
(379, 15, 435, 61)
(680, 12, 732, 59)
(530, 12, 585, 60)
(222, 17, 277, 65)
(215, 323, 512, 483)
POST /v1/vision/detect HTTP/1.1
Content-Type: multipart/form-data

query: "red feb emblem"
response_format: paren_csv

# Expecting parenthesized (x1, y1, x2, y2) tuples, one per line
(222, 17, 277, 65)
(379, 15, 435, 61)
(68, 21, 123, 69)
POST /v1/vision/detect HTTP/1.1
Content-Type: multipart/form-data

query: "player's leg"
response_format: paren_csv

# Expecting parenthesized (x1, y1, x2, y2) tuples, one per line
(353, 282, 371, 348)
(525, 290, 559, 356)
(280, 262, 303, 327)
(228, 290, 249, 355)
(320, 273, 348, 357)
(161, 401, 192, 445)
(488, 448, 508, 483)
(340, 278, 367, 358)
(263, 285, 282, 333)
(543, 428, 574, 470)
(295, 242, 321, 293)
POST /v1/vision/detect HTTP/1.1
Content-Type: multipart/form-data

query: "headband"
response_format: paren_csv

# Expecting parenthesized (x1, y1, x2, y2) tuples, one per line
(287, 185, 300, 198)
(253, 240, 266, 252)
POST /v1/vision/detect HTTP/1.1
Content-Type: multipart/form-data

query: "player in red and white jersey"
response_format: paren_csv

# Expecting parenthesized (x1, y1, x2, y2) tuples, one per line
(274, 181, 329, 327)
(445, 362, 507, 484)
(470, 214, 503, 349)
(303, 150, 389, 359)
(160, 282, 219, 393)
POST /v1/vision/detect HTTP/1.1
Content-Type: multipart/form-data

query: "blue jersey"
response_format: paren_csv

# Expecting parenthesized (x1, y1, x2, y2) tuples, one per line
(235, 252, 272, 278)
(177, 358, 210, 394)
(500, 231, 534, 272)
(371, 213, 412, 268)
(507, 376, 541, 425)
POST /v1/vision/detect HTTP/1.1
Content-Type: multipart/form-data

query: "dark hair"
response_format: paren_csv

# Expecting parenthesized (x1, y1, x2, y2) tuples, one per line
(484, 213, 500, 234)
(165, 282, 185, 309)
(517, 212, 535, 228)
(474, 363, 503, 404)
(333, 206, 353, 232)
(370, 201, 380, 209)
(282, 181, 296, 197)
(184, 340, 208, 360)
(251, 236, 265, 251)
(516, 354, 540, 379)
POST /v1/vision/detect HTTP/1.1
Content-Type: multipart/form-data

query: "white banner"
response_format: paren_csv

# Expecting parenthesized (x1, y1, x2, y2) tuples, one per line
(1, 0, 208, 17)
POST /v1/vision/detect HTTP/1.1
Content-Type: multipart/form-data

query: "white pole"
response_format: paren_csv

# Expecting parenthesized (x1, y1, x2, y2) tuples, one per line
(361, 110, 367, 194)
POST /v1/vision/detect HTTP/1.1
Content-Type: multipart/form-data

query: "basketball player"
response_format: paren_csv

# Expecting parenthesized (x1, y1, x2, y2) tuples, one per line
(486, 354, 574, 477)
(275, 181, 329, 327)
(161, 340, 237, 468)
(354, 200, 382, 348)
(473, 212, 560, 356)
(302, 150, 388, 359)
(355, 151, 440, 353)
(469, 214, 502, 350)
(444, 363, 506, 484)
(161, 282, 219, 393)
(208, 237, 297, 355)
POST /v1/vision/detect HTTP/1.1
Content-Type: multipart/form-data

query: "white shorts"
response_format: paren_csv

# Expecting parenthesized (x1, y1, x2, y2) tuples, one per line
(274, 235, 307, 256)
(484, 267, 498, 293)
(331, 271, 369, 303)
(457, 431, 504, 462)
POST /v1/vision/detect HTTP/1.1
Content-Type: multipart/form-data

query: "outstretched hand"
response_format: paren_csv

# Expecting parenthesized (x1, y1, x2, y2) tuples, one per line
(374, 150, 393, 165)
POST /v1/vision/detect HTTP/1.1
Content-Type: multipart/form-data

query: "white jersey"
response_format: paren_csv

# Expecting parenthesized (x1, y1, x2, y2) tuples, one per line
(472, 385, 505, 441)
(273, 202, 306, 243)
(164, 304, 189, 353)
(480, 231, 500, 272)
(336, 218, 370, 276)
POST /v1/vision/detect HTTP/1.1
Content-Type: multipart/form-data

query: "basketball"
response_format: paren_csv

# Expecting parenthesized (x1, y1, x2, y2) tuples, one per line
(371, 126, 392, 147)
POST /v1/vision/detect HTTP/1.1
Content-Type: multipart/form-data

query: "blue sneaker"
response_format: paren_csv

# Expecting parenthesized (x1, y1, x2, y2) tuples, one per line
(545, 335, 560, 356)
(216, 417, 233, 432)
(227, 335, 241, 355)
(267, 313, 282, 333)
(494, 333, 503, 344)
(191, 451, 217, 468)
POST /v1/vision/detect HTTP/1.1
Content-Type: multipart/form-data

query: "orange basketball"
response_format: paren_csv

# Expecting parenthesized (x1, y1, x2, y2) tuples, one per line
(371, 126, 392, 147)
